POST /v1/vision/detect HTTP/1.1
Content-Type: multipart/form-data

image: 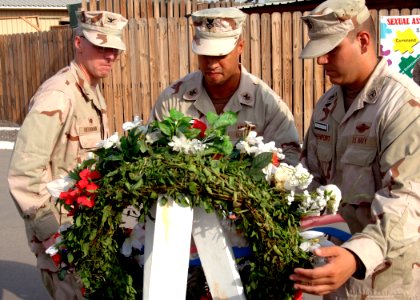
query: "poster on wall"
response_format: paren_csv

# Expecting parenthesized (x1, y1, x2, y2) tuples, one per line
(379, 15, 420, 78)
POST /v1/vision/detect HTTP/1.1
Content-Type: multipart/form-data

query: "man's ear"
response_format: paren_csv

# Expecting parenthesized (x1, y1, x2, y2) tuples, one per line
(358, 31, 370, 54)
(74, 36, 83, 53)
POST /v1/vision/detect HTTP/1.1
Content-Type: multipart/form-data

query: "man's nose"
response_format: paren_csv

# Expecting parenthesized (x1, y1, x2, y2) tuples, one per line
(317, 54, 328, 65)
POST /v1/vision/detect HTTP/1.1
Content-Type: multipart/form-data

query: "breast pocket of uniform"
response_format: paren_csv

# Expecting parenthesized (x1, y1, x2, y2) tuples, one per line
(77, 121, 102, 150)
(340, 147, 377, 197)
(316, 143, 333, 178)
(341, 147, 376, 166)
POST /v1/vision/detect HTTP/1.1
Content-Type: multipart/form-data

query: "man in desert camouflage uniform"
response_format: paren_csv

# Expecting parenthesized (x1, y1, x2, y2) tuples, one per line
(150, 7, 300, 166)
(8, 10, 127, 299)
(290, 0, 420, 298)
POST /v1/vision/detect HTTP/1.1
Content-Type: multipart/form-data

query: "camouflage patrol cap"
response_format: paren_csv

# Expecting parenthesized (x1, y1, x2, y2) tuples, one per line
(300, 0, 371, 59)
(191, 7, 246, 56)
(76, 10, 128, 51)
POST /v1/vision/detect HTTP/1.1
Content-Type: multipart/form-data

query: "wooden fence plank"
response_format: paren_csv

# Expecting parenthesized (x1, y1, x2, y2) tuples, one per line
(250, 14, 261, 78)
(121, 28, 133, 125)
(241, 14, 250, 71)
(138, 18, 152, 120)
(99, 0, 106, 11)
(188, 17, 198, 72)
(271, 13, 282, 97)
(134, 0, 140, 19)
(157, 18, 169, 98)
(17, 33, 25, 120)
(127, 0, 134, 19)
(148, 18, 159, 115)
(10, 34, 19, 121)
(147, 0, 154, 19)
(302, 11, 313, 139)
(180, 0, 186, 18)
(261, 13, 271, 87)
(153, 0, 160, 18)
(0, 35, 4, 119)
(140, 0, 147, 18)
(160, 0, 166, 18)
(292, 11, 303, 141)
(29, 34, 39, 102)
(179, 18, 189, 78)
(281, 12, 293, 110)
(128, 19, 140, 118)
(168, 18, 180, 84)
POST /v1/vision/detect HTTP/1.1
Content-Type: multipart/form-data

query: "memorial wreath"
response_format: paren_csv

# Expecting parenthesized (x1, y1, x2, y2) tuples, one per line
(46, 110, 341, 300)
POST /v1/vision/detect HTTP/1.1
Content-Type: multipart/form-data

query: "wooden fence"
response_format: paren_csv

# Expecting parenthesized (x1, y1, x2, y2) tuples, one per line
(0, 2, 418, 141)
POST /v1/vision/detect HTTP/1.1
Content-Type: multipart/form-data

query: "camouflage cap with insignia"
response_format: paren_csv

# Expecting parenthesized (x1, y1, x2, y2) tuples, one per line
(191, 7, 246, 56)
(300, 0, 371, 59)
(76, 10, 128, 51)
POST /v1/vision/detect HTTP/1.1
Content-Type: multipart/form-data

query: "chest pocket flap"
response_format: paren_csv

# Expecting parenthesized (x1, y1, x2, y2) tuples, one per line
(341, 147, 376, 166)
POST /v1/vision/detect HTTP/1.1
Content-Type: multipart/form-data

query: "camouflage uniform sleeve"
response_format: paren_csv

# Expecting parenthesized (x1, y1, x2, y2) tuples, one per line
(8, 90, 71, 217)
(149, 88, 173, 123)
(300, 117, 325, 189)
(263, 96, 301, 166)
(342, 99, 420, 278)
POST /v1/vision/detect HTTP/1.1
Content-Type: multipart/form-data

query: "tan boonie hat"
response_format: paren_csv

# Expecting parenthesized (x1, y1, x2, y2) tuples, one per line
(76, 10, 128, 51)
(300, 0, 371, 59)
(191, 7, 246, 56)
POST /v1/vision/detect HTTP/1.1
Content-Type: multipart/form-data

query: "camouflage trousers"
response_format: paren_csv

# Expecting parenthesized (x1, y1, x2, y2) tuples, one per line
(40, 269, 84, 300)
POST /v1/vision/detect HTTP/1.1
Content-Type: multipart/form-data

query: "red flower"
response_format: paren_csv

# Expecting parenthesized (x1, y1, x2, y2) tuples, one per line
(85, 182, 99, 193)
(191, 119, 207, 138)
(293, 289, 303, 300)
(76, 178, 89, 189)
(51, 253, 61, 267)
(272, 152, 280, 167)
(79, 169, 101, 181)
(77, 195, 95, 208)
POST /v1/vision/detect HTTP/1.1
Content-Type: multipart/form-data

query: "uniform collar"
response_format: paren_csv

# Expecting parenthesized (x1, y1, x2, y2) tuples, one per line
(182, 66, 256, 115)
(70, 60, 107, 110)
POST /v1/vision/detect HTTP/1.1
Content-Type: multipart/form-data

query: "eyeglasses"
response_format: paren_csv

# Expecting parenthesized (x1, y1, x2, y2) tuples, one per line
(80, 36, 122, 56)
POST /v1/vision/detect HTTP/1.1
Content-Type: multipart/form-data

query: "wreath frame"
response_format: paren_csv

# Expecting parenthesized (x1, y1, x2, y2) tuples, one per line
(54, 110, 312, 300)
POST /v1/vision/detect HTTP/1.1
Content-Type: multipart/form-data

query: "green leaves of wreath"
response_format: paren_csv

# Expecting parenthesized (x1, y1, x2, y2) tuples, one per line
(58, 110, 311, 300)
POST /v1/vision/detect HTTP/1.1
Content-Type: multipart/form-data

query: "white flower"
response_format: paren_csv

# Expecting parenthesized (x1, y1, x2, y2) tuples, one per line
(145, 131, 161, 144)
(262, 163, 277, 182)
(47, 176, 76, 198)
(274, 163, 294, 191)
(169, 133, 207, 154)
(319, 184, 342, 214)
(45, 245, 59, 256)
(97, 132, 120, 149)
(273, 163, 313, 192)
(245, 131, 264, 146)
(86, 151, 96, 160)
(169, 134, 189, 152)
(122, 116, 143, 131)
(299, 230, 335, 267)
(287, 190, 295, 205)
(121, 224, 146, 257)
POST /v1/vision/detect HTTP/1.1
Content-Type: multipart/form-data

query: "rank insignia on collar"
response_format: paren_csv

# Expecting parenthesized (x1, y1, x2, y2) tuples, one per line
(241, 92, 251, 101)
(314, 121, 329, 132)
(367, 89, 377, 100)
(189, 89, 197, 96)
